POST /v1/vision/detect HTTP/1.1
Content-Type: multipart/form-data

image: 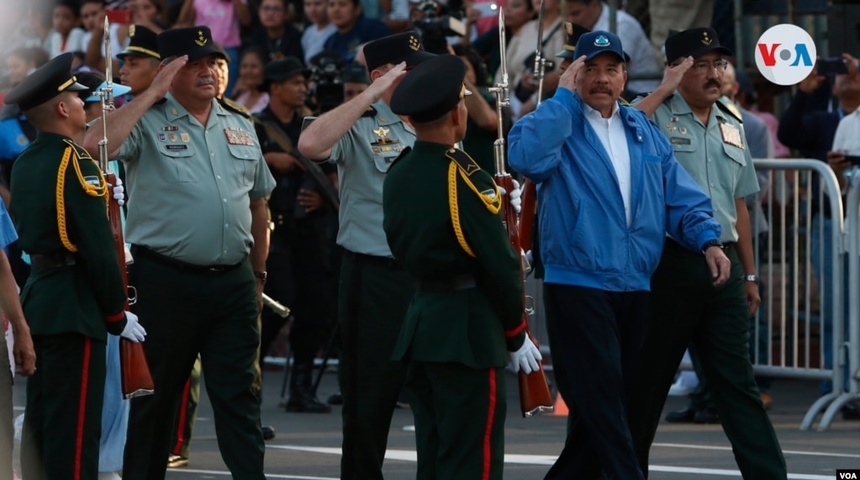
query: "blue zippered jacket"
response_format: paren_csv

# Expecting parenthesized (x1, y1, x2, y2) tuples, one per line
(508, 88, 721, 292)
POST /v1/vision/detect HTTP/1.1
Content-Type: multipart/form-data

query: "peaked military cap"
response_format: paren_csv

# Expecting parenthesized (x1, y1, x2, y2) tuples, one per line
(664, 27, 732, 65)
(157, 26, 227, 62)
(258, 56, 310, 92)
(556, 22, 591, 59)
(4, 52, 88, 111)
(390, 55, 469, 123)
(363, 32, 435, 72)
(117, 24, 161, 60)
(341, 62, 370, 84)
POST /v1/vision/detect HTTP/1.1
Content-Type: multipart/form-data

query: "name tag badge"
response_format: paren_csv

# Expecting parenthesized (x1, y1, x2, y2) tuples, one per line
(224, 128, 255, 146)
(719, 123, 745, 149)
(166, 144, 188, 151)
(670, 137, 691, 145)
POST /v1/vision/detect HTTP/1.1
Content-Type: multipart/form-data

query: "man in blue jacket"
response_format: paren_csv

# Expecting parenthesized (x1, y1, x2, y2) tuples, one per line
(508, 30, 729, 479)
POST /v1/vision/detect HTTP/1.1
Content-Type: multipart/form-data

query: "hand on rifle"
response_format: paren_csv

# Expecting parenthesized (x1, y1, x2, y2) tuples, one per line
(112, 176, 125, 206)
(121, 311, 147, 343)
(498, 179, 522, 214)
(510, 335, 541, 374)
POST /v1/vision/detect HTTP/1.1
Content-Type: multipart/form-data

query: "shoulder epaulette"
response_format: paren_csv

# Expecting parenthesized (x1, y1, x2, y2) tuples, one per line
(153, 97, 168, 106)
(362, 105, 377, 118)
(63, 138, 94, 161)
(388, 146, 411, 172)
(445, 147, 481, 177)
(219, 97, 251, 119)
(716, 97, 743, 123)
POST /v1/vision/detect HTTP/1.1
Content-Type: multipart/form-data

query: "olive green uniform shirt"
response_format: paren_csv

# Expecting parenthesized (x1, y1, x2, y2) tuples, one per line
(11, 133, 126, 340)
(116, 93, 276, 265)
(641, 94, 759, 243)
(383, 142, 526, 368)
(328, 100, 415, 257)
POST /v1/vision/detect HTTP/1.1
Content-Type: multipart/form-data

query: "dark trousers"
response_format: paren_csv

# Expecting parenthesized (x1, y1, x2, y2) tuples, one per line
(408, 362, 506, 480)
(543, 285, 648, 480)
(628, 242, 787, 479)
(21, 334, 106, 480)
(123, 253, 264, 480)
(338, 250, 412, 480)
(170, 356, 201, 459)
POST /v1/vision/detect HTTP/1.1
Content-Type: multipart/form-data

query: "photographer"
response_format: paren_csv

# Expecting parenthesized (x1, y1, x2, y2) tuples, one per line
(410, 0, 467, 54)
(308, 50, 347, 113)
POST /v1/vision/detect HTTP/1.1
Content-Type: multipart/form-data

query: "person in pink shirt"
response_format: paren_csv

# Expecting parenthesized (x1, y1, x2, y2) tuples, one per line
(176, 0, 253, 92)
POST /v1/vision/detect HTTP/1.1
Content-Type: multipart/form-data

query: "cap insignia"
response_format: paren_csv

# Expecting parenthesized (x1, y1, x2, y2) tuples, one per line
(701, 32, 712, 46)
(373, 126, 390, 140)
(594, 35, 610, 48)
(564, 22, 573, 35)
(195, 30, 208, 47)
(129, 24, 136, 37)
(408, 35, 421, 51)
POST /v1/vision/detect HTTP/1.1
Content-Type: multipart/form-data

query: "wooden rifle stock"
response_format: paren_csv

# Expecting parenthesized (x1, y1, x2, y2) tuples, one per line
(518, 179, 537, 253)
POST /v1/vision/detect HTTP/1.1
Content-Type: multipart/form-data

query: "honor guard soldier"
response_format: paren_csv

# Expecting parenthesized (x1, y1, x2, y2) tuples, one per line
(383, 54, 539, 479)
(5, 52, 145, 480)
(82, 26, 276, 480)
(628, 27, 788, 479)
(297, 32, 434, 479)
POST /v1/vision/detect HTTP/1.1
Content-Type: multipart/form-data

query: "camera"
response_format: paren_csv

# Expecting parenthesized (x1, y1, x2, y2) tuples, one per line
(411, 0, 467, 54)
(817, 57, 848, 76)
(309, 51, 344, 113)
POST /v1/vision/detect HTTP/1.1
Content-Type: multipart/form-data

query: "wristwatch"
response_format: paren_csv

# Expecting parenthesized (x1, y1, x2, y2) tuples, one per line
(744, 275, 759, 283)
(701, 239, 723, 254)
(254, 271, 268, 283)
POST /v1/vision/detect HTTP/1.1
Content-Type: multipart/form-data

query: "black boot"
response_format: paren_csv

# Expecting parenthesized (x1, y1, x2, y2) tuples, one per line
(286, 362, 331, 413)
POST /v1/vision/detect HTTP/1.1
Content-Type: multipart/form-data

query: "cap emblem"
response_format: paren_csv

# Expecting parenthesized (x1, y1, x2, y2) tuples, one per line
(195, 30, 208, 47)
(701, 31, 712, 46)
(565, 22, 573, 35)
(594, 35, 610, 48)
(129, 25, 136, 37)
(408, 35, 421, 51)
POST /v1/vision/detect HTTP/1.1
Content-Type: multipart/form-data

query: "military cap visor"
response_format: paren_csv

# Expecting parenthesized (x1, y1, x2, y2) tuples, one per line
(157, 26, 227, 63)
(390, 55, 469, 123)
(363, 32, 435, 72)
(117, 24, 161, 60)
(4, 52, 88, 111)
(665, 27, 732, 65)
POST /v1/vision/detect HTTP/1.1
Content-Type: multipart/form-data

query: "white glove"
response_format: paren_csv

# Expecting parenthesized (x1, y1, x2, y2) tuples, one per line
(120, 311, 146, 343)
(112, 177, 125, 207)
(510, 336, 541, 374)
(497, 179, 522, 214)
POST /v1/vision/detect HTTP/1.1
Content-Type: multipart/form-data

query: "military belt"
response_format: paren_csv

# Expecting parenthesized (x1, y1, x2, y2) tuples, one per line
(414, 274, 477, 292)
(132, 245, 245, 276)
(342, 249, 401, 270)
(30, 252, 76, 269)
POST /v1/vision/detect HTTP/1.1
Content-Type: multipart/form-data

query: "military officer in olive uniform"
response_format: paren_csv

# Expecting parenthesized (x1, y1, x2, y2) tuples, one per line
(297, 32, 435, 479)
(383, 54, 541, 479)
(629, 28, 787, 479)
(82, 27, 276, 480)
(5, 52, 146, 480)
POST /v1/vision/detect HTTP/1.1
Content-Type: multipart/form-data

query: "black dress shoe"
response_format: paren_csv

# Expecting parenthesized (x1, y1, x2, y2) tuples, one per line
(327, 392, 343, 405)
(261, 425, 276, 440)
(665, 407, 696, 423)
(286, 391, 332, 413)
(693, 407, 720, 424)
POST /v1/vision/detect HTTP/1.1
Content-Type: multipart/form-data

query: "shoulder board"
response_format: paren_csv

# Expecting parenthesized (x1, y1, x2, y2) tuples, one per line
(388, 146, 411, 172)
(716, 97, 743, 123)
(153, 96, 168, 106)
(62, 138, 94, 161)
(361, 105, 377, 118)
(219, 97, 252, 119)
(444, 148, 481, 177)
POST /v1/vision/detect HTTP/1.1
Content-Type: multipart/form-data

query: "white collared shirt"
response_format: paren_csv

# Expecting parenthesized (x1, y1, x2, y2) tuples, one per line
(584, 101, 632, 226)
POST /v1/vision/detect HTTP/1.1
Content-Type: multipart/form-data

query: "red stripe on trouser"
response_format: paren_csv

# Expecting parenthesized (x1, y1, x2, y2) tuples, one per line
(74, 337, 92, 480)
(481, 368, 497, 480)
(172, 376, 192, 455)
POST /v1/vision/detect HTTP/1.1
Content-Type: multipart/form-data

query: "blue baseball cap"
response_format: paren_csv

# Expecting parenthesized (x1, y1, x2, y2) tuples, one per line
(85, 81, 132, 103)
(574, 30, 626, 63)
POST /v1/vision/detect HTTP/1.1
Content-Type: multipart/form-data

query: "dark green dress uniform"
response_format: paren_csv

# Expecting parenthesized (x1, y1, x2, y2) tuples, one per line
(4, 53, 128, 480)
(384, 55, 526, 480)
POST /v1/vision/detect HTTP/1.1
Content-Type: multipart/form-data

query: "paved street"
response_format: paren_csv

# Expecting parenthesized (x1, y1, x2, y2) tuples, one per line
(10, 364, 860, 479)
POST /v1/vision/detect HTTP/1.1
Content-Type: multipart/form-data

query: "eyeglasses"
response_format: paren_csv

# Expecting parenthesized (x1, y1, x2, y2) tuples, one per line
(260, 5, 285, 12)
(691, 59, 728, 72)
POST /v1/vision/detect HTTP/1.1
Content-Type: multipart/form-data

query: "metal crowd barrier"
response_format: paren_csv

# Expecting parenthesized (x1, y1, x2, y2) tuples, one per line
(750, 159, 847, 431)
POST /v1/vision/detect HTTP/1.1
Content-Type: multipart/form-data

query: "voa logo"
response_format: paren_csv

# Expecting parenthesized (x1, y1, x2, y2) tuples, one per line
(838, 472, 858, 479)
(754, 23, 816, 86)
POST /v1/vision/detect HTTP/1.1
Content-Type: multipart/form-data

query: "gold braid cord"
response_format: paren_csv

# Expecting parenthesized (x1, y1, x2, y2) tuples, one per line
(56, 143, 108, 252)
(448, 161, 477, 258)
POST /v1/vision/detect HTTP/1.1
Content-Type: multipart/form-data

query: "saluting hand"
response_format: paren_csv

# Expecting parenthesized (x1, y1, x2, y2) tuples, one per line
(660, 56, 693, 93)
(558, 55, 586, 94)
(704, 246, 731, 287)
(366, 62, 408, 102)
(149, 55, 189, 100)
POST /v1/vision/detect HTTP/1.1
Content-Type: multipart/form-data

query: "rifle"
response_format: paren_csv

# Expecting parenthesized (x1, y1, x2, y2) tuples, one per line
(489, 8, 554, 418)
(98, 17, 155, 399)
(252, 116, 339, 210)
(263, 293, 291, 318)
